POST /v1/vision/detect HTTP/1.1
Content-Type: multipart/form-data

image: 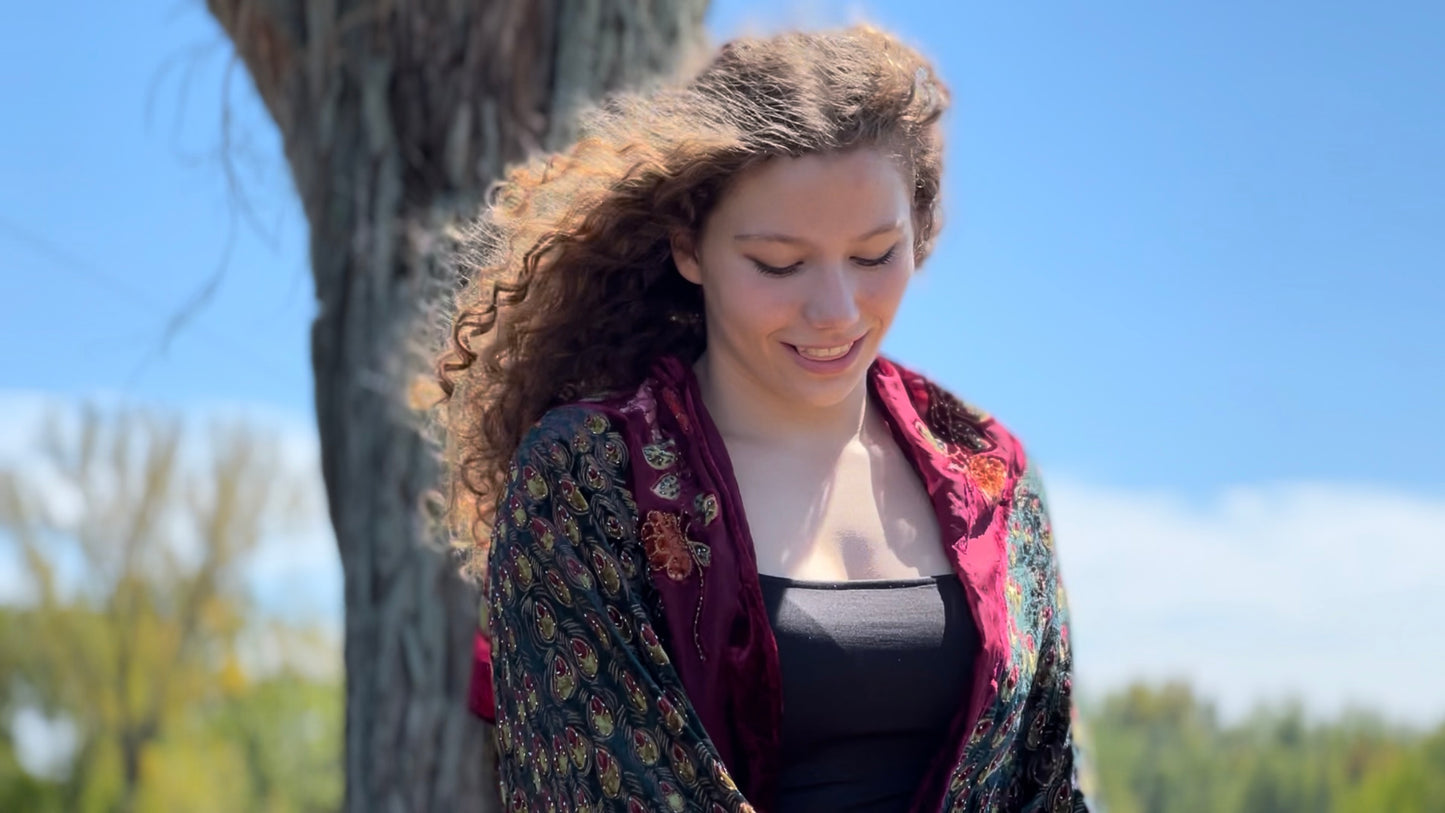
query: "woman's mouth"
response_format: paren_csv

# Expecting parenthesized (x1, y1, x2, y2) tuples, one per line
(785, 335, 866, 374)
(795, 343, 854, 361)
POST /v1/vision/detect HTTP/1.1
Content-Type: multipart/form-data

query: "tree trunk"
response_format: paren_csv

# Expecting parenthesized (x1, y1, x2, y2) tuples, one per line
(205, 2, 708, 810)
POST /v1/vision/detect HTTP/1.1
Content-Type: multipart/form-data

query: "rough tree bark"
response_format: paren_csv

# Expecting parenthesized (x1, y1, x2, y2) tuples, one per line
(205, 1, 709, 810)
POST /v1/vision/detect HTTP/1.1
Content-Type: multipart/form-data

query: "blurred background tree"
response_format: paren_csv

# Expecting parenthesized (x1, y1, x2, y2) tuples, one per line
(0, 406, 340, 812)
(1084, 682, 1445, 813)
(203, 1, 709, 809)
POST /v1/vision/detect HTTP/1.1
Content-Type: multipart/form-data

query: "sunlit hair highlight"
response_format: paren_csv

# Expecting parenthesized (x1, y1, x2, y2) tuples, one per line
(433, 24, 950, 580)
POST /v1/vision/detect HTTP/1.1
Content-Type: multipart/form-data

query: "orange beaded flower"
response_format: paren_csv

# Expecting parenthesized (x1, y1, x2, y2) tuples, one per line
(966, 455, 1008, 502)
(641, 510, 693, 581)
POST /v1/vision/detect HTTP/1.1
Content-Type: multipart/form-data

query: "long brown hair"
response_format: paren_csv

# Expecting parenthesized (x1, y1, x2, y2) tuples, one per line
(434, 24, 950, 580)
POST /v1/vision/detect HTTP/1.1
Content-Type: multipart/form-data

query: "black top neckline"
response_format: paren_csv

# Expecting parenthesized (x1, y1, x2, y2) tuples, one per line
(756, 572, 961, 590)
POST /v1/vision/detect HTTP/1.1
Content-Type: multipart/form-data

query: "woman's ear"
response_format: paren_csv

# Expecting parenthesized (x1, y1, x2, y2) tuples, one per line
(670, 231, 703, 286)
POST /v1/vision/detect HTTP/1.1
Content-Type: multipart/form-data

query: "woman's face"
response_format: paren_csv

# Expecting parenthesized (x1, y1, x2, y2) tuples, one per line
(673, 147, 916, 412)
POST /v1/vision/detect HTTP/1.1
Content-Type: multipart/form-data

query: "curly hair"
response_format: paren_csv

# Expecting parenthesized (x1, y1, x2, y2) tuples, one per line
(433, 24, 950, 580)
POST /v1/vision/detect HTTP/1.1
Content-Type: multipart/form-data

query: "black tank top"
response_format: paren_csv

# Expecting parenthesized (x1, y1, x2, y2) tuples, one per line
(757, 573, 979, 812)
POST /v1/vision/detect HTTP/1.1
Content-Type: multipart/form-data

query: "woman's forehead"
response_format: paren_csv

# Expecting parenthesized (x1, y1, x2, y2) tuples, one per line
(710, 149, 913, 240)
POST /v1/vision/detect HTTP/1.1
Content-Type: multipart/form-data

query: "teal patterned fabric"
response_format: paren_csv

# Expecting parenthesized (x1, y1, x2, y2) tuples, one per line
(942, 467, 1088, 812)
(488, 407, 755, 812)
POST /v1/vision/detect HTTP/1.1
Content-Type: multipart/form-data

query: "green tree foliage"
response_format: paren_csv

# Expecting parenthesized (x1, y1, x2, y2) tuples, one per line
(1086, 681, 1444, 813)
(0, 405, 342, 812)
(1334, 722, 1445, 813)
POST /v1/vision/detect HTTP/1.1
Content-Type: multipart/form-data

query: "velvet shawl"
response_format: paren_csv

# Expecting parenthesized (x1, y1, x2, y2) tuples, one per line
(468, 356, 1088, 812)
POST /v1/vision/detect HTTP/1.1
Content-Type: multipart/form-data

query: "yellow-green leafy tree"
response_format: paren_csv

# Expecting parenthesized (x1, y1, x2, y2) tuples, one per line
(0, 405, 340, 812)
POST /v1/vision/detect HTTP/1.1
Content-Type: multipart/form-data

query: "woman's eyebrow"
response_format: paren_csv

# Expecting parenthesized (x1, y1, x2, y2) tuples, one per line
(733, 221, 903, 244)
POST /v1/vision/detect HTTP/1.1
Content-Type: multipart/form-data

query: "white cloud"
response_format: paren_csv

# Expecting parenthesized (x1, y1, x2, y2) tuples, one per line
(1048, 475, 1445, 724)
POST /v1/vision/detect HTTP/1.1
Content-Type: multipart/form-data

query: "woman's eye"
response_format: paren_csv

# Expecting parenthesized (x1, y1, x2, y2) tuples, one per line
(751, 259, 802, 277)
(855, 245, 898, 268)
(750, 244, 898, 276)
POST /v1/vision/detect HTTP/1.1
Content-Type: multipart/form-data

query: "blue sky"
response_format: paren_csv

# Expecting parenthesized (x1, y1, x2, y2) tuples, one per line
(2, 1, 1443, 722)
(3, 0, 1441, 494)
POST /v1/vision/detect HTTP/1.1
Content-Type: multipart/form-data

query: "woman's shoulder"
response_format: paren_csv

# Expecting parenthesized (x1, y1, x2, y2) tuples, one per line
(514, 371, 670, 465)
(876, 359, 1054, 557)
(874, 355, 1029, 470)
(521, 401, 618, 445)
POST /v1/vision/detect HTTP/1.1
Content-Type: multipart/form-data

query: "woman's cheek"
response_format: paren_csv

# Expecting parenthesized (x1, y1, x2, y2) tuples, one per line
(865, 267, 911, 312)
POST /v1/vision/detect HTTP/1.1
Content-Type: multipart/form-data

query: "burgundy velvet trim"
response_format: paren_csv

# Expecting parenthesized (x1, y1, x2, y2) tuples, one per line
(467, 628, 496, 724)
(664, 356, 785, 809)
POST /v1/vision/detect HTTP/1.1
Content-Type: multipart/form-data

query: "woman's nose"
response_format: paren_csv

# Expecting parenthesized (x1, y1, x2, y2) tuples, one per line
(801, 265, 860, 329)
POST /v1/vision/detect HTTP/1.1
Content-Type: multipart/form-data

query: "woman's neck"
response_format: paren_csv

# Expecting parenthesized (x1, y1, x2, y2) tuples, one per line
(690, 350, 872, 449)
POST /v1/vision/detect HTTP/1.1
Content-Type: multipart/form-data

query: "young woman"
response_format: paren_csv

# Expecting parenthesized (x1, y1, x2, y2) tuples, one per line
(436, 25, 1089, 813)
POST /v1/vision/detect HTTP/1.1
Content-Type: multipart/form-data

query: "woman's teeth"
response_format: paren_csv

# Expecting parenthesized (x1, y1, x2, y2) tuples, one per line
(795, 342, 853, 361)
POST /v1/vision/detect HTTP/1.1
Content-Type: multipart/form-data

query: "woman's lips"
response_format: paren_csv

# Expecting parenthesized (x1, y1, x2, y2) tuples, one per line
(785, 335, 865, 374)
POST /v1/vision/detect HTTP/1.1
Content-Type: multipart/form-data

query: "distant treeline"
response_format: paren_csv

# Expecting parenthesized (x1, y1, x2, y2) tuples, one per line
(6, 634, 1442, 813)
(1083, 682, 1445, 813)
